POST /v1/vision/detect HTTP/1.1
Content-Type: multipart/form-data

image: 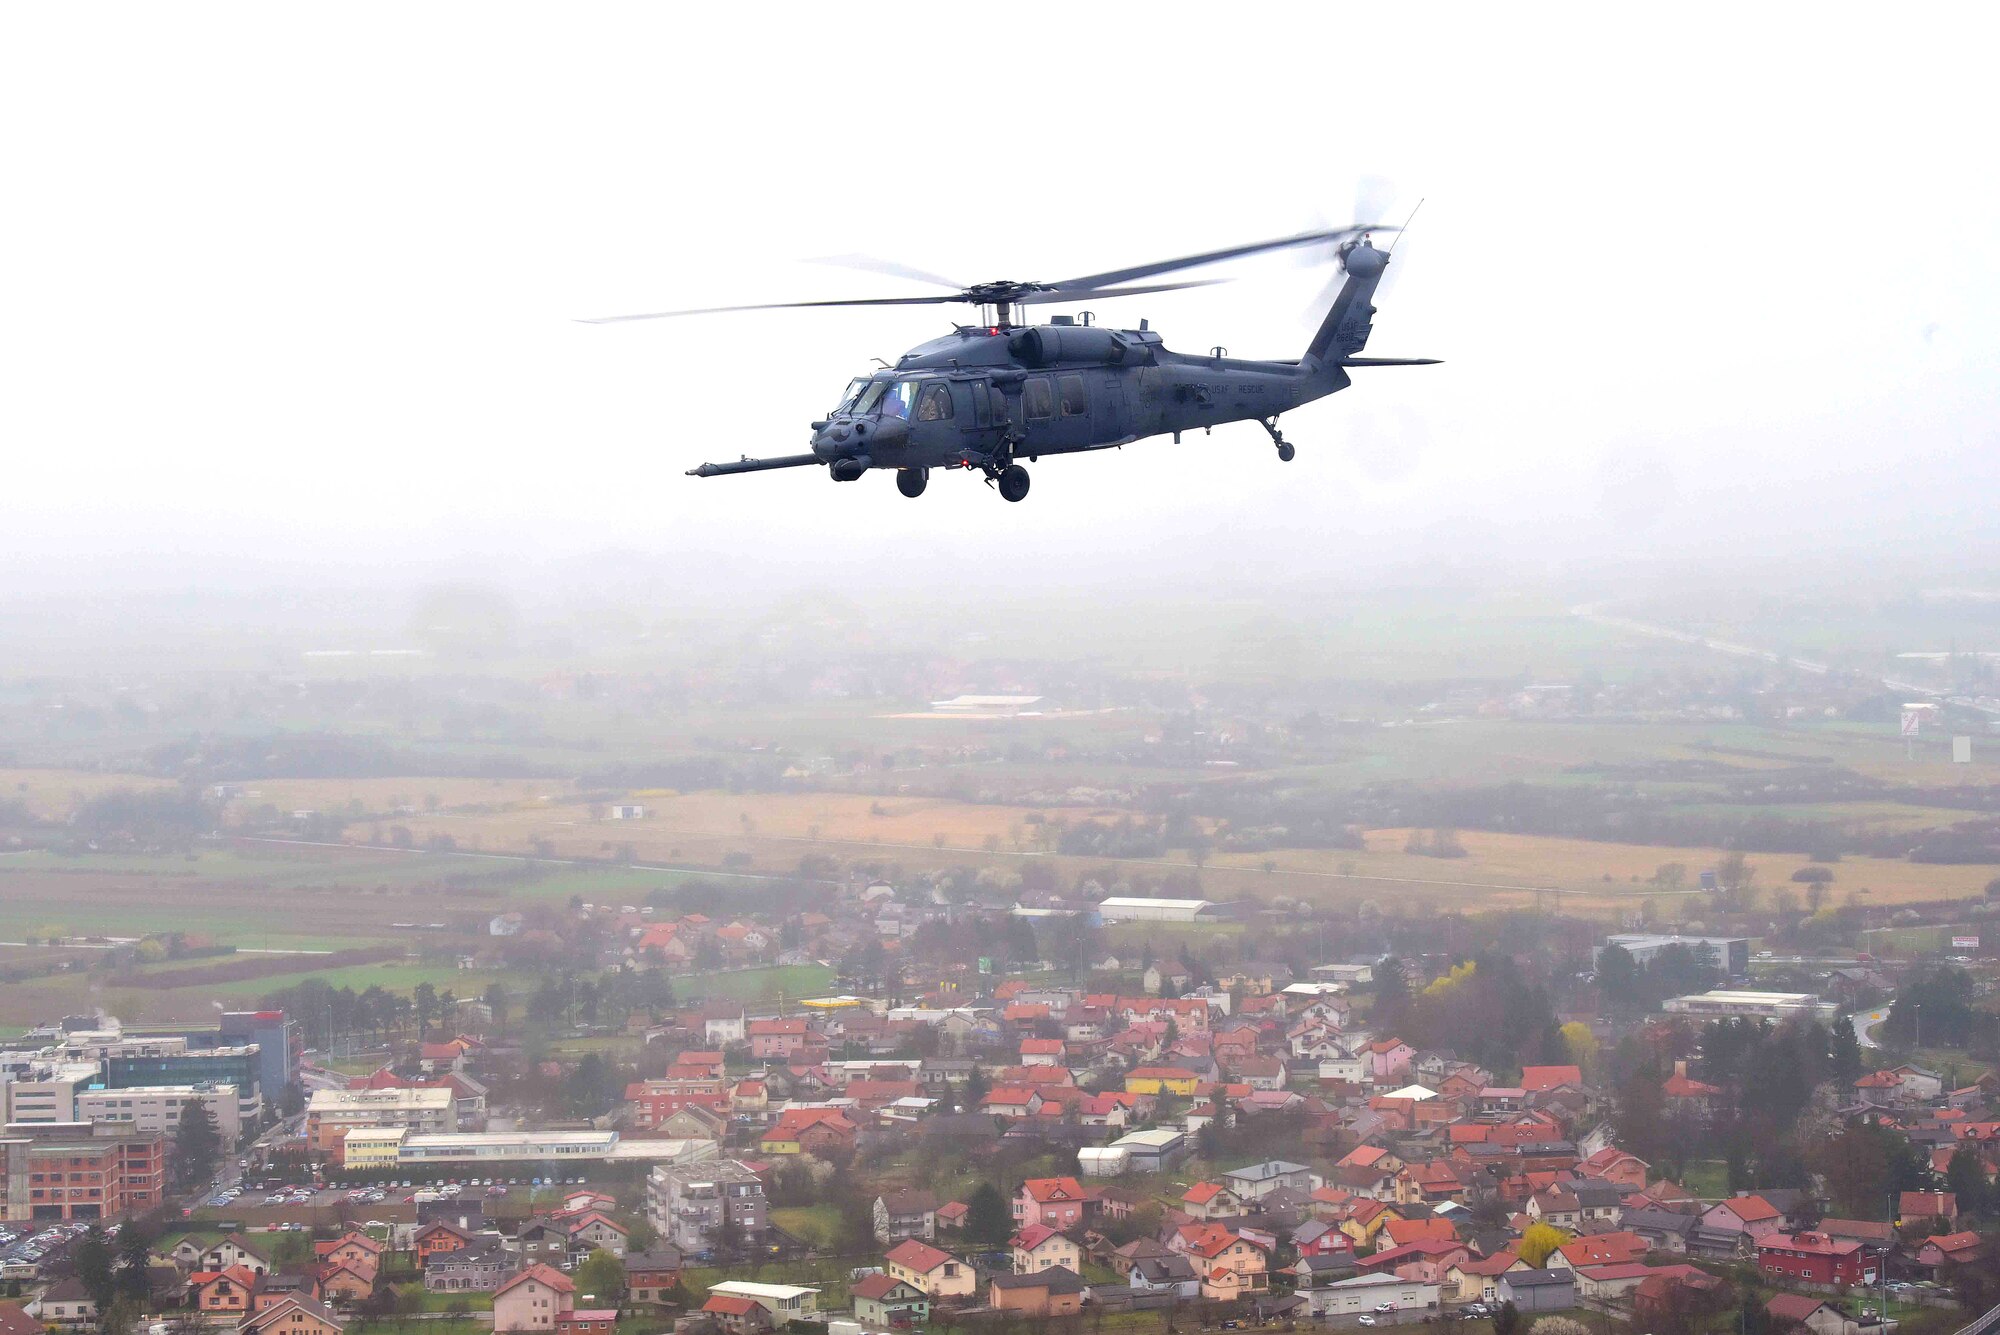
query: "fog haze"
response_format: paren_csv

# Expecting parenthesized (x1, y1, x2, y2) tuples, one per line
(4, 3, 1997, 607)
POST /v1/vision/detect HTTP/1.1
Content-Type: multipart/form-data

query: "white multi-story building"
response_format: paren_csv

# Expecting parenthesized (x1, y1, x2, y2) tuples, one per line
(1661, 990, 1839, 1023)
(648, 1159, 768, 1250)
(75, 1083, 244, 1148)
(2, 1062, 101, 1124)
(307, 1088, 456, 1153)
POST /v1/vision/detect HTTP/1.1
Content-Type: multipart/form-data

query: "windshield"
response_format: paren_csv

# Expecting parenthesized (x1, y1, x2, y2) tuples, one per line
(831, 378, 869, 414)
(853, 379, 916, 419)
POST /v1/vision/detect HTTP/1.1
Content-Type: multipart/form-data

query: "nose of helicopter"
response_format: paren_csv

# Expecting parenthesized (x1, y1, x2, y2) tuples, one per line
(813, 415, 907, 461)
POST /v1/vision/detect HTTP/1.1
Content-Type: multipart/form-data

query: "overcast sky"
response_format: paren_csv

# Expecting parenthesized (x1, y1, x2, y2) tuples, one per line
(3, 4, 1996, 602)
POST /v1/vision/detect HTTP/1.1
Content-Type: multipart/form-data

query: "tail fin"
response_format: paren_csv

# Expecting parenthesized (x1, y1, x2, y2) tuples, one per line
(1305, 240, 1390, 363)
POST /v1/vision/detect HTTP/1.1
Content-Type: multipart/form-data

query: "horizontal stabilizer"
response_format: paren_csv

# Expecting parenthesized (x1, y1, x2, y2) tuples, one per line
(686, 453, 823, 478)
(1339, 356, 1441, 367)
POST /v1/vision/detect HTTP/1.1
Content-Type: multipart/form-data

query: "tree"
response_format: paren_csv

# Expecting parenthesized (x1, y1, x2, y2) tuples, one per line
(1947, 1144, 1988, 1219)
(1373, 956, 1411, 1028)
(966, 1182, 1011, 1243)
(1492, 1301, 1524, 1335)
(1517, 1223, 1570, 1268)
(574, 1250, 626, 1307)
(173, 1097, 223, 1188)
(1810, 1119, 1932, 1218)
(1529, 1320, 1591, 1335)
(1559, 1022, 1599, 1069)
(115, 1221, 154, 1301)
(485, 982, 512, 1034)
(74, 1223, 116, 1308)
(962, 1064, 990, 1112)
(414, 982, 439, 1039)
(1715, 851, 1758, 911)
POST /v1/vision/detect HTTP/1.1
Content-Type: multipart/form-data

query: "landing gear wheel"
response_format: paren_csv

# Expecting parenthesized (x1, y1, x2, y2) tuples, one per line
(1261, 416, 1295, 461)
(997, 464, 1031, 502)
(896, 468, 928, 498)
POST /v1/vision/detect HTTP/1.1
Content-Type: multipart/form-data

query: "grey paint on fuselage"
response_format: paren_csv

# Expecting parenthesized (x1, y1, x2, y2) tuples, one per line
(809, 240, 1391, 474)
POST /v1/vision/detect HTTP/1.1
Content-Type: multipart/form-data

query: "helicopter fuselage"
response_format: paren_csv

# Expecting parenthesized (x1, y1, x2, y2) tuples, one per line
(802, 323, 1353, 479)
(681, 237, 1431, 499)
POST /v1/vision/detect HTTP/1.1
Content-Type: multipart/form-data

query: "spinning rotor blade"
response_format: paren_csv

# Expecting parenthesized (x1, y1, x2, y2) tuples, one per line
(808, 253, 968, 291)
(1018, 278, 1227, 304)
(578, 293, 960, 323)
(1047, 225, 1392, 293)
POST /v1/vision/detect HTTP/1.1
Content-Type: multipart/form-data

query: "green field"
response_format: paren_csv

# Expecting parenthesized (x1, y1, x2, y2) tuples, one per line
(769, 1204, 843, 1248)
(686, 964, 836, 1005)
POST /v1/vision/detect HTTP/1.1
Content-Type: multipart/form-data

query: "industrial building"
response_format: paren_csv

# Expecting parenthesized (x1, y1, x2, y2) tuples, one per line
(1096, 897, 1218, 924)
(1107, 1127, 1189, 1173)
(1597, 934, 1752, 976)
(341, 1127, 716, 1169)
(1662, 990, 1841, 1023)
(307, 1087, 456, 1154)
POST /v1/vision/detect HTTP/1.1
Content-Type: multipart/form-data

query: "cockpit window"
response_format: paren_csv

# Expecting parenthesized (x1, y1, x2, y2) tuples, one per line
(916, 384, 953, 422)
(832, 378, 869, 414)
(878, 381, 916, 419)
(854, 380, 917, 418)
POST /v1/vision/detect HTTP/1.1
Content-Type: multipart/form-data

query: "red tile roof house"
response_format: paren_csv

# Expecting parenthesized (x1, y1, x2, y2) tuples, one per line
(1550, 1232, 1650, 1270)
(1576, 1147, 1649, 1189)
(1700, 1194, 1786, 1246)
(1916, 1231, 1983, 1274)
(1182, 1182, 1245, 1220)
(1757, 1232, 1870, 1289)
(748, 1017, 812, 1059)
(1900, 1191, 1958, 1226)
(493, 1266, 576, 1333)
(1519, 1065, 1584, 1095)
(700, 1294, 772, 1335)
(1358, 1239, 1471, 1285)
(1767, 1294, 1857, 1335)
(1015, 1177, 1091, 1229)
(555, 1311, 618, 1335)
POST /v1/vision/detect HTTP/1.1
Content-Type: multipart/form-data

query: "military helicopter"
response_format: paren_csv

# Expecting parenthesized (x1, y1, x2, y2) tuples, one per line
(584, 224, 1436, 502)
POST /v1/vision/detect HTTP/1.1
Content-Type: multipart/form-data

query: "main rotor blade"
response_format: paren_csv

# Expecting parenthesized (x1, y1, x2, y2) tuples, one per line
(1018, 278, 1228, 304)
(808, 253, 968, 291)
(578, 293, 961, 323)
(1047, 225, 1394, 292)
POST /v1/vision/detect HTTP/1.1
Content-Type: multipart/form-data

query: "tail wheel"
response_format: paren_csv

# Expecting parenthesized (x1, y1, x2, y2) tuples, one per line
(896, 468, 928, 498)
(998, 464, 1031, 502)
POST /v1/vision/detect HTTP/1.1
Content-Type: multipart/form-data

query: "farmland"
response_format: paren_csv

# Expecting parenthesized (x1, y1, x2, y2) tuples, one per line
(0, 581, 1996, 1028)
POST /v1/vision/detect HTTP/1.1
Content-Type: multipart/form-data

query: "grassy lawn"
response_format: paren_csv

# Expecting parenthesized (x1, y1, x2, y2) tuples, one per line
(392, 1283, 495, 1312)
(684, 964, 835, 1004)
(1681, 1159, 1729, 1199)
(680, 1254, 858, 1308)
(769, 1205, 844, 1248)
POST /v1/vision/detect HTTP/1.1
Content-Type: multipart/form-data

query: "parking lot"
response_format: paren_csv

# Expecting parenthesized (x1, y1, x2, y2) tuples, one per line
(0, 1220, 84, 1270)
(196, 1173, 605, 1220)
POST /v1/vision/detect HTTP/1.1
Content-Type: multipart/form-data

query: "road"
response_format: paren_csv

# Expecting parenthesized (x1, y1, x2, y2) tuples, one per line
(1571, 605, 2000, 717)
(1860, 1006, 1891, 1049)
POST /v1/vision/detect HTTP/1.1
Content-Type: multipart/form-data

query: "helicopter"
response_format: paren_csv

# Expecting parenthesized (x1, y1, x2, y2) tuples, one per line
(584, 225, 1437, 502)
